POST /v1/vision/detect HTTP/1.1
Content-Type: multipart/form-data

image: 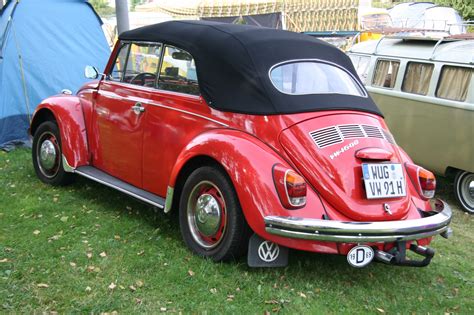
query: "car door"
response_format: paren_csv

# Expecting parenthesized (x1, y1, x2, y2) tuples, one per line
(91, 41, 162, 188)
(142, 45, 215, 197)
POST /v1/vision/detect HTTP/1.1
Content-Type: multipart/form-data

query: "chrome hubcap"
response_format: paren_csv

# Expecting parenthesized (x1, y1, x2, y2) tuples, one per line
(469, 179, 474, 199)
(195, 194, 221, 236)
(460, 173, 474, 208)
(39, 140, 57, 170)
(187, 181, 227, 249)
(36, 131, 60, 178)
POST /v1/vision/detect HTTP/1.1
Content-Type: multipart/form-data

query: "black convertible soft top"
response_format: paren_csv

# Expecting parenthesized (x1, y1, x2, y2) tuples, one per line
(120, 20, 381, 116)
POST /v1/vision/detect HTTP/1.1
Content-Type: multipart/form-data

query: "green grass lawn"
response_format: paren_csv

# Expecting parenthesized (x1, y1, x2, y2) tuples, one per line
(1, 149, 473, 313)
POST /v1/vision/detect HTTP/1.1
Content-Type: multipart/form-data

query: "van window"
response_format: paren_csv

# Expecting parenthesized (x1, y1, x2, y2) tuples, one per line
(402, 62, 434, 95)
(372, 59, 399, 88)
(436, 66, 473, 102)
(157, 45, 199, 96)
(349, 55, 371, 84)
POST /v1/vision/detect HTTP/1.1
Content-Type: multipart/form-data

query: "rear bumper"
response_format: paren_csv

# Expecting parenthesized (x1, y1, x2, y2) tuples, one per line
(264, 199, 452, 243)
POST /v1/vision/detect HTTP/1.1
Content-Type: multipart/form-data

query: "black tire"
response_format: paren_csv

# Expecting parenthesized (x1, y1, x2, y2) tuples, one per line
(454, 171, 474, 214)
(32, 121, 75, 186)
(179, 166, 251, 261)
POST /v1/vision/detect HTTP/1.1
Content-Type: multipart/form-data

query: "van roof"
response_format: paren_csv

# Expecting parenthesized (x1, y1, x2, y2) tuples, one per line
(349, 37, 474, 65)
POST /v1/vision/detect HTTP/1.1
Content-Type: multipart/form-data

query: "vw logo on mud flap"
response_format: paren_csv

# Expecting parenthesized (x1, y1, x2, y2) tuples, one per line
(258, 241, 280, 262)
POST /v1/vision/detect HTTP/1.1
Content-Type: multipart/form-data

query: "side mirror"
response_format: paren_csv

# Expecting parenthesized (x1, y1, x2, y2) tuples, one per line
(84, 65, 100, 79)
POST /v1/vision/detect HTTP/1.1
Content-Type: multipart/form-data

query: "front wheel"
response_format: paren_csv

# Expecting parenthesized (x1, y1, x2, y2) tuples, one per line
(454, 171, 474, 214)
(179, 166, 251, 261)
(32, 121, 75, 186)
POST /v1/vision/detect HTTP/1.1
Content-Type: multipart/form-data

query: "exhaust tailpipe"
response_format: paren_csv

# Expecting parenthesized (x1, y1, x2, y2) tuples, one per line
(375, 250, 395, 264)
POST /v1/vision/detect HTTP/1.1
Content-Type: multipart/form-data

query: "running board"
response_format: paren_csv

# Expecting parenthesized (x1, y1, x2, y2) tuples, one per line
(75, 166, 165, 209)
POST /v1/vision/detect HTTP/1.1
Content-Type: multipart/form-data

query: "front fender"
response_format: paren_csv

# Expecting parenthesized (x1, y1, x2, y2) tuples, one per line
(31, 95, 89, 168)
(168, 129, 334, 252)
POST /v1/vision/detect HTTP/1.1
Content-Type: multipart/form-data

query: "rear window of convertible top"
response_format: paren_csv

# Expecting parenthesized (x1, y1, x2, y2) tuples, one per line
(270, 61, 365, 97)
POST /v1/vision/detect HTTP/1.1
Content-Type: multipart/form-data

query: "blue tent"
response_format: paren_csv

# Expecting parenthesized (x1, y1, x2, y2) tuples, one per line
(0, 0, 110, 149)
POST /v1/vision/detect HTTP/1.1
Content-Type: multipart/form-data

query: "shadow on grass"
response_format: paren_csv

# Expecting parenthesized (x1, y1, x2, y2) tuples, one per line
(71, 175, 176, 227)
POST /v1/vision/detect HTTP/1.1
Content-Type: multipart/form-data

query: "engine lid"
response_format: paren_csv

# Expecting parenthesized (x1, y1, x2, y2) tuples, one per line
(279, 112, 411, 221)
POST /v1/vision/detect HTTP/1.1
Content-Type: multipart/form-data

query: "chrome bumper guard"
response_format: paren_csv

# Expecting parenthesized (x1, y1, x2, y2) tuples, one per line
(264, 199, 452, 243)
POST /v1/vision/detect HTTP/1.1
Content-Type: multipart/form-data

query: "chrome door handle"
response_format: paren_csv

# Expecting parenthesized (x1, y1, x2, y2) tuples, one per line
(131, 102, 145, 114)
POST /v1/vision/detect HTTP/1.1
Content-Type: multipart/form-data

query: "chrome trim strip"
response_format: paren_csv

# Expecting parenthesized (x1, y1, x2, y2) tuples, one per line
(75, 169, 165, 209)
(264, 199, 452, 243)
(120, 40, 162, 46)
(164, 186, 174, 213)
(62, 154, 74, 173)
(147, 101, 229, 127)
(96, 90, 227, 127)
(100, 81, 202, 100)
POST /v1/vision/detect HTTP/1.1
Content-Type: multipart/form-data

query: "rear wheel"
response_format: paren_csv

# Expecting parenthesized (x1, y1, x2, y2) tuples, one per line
(32, 121, 74, 186)
(179, 166, 251, 261)
(454, 171, 474, 214)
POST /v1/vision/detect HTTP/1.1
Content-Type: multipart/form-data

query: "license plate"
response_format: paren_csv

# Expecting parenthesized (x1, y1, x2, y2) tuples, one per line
(362, 163, 406, 199)
(347, 245, 374, 268)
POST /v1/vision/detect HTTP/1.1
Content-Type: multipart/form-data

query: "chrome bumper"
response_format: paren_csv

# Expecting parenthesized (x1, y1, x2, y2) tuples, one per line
(264, 199, 452, 243)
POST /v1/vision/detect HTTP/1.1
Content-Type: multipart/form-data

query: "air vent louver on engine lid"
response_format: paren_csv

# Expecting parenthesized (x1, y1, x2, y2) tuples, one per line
(309, 124, 396, 149)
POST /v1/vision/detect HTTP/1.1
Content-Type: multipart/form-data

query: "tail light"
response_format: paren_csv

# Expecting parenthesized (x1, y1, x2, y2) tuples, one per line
(405, 163, 436, 199)
(273, 164, 307, 209)
(419, 168, 436, 198)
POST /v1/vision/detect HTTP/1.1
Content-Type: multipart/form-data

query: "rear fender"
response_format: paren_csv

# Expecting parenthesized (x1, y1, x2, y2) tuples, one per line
(30, 96, 89, 168)
(168, 129, 332, 251)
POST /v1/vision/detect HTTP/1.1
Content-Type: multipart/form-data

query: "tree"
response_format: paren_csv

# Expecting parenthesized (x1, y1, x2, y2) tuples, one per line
(433, 0, 474, 20)
(89, 0, 115, 17)
(130, 0, 143, 12)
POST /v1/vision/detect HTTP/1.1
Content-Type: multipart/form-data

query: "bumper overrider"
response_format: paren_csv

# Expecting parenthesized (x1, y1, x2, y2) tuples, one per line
(264, 199, 452, 243)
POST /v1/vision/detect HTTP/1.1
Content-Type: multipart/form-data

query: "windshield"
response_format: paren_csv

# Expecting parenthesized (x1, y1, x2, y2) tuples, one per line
(270, 61, 366, 97)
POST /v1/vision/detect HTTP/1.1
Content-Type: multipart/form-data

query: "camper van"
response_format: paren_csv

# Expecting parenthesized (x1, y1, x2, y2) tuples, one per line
(348, 36, 474, 213)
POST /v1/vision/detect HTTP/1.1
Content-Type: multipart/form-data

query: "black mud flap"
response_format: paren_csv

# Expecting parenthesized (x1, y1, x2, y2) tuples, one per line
(247, 234, 288, 268)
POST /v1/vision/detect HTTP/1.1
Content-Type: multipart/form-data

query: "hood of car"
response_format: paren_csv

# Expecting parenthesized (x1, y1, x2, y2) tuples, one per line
(279, 112, 411, 221)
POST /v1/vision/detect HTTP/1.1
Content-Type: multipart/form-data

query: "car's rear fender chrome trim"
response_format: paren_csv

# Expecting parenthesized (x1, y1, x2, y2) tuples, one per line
(62, 154, 74, 173)
(164, 186, 174, 213)
(264, 199, 452, 243)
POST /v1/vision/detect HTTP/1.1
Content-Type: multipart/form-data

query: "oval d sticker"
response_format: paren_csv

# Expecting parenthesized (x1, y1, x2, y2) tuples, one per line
(347, 245, 374, 268)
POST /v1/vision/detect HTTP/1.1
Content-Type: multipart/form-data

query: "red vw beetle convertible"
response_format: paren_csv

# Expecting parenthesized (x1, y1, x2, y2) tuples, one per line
(30, 21, 452, 268)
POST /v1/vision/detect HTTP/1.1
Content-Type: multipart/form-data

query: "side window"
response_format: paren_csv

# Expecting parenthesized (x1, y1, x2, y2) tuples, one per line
(123, 42, 162, 87)
(157, 45, 199, 96)
(349, 54, 371, 84)
(372, 59, 400, 88)
(436, 66, 473, 102)
(110, 43, 130, 81)
(402, 62, 434, 95)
